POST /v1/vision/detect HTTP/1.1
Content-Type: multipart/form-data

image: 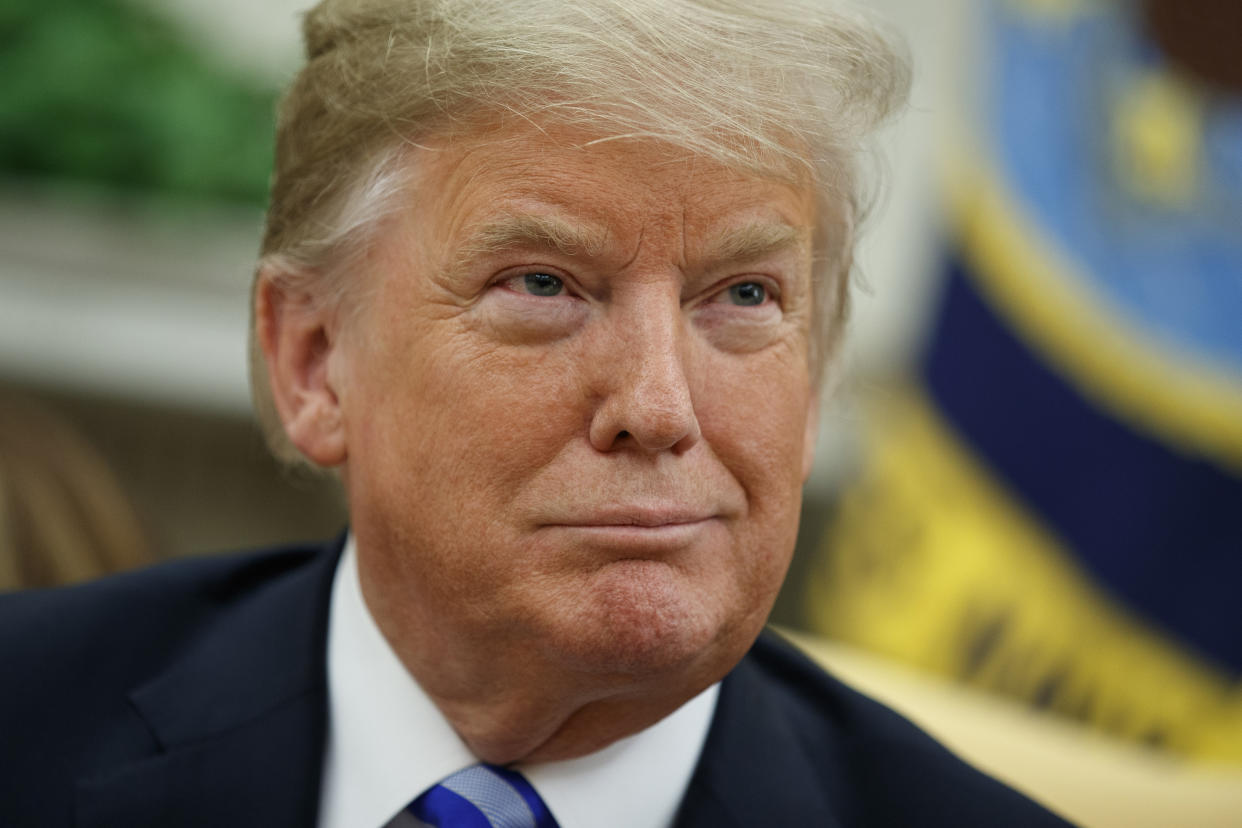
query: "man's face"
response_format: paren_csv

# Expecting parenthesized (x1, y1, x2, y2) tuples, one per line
(336, 123, 822, 692)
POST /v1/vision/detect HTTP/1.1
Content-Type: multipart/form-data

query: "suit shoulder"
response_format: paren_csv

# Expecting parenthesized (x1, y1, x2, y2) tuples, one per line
(0, 543, 338, 825)
(0, 543, 332, 701)
(737, 632, 1076, 826)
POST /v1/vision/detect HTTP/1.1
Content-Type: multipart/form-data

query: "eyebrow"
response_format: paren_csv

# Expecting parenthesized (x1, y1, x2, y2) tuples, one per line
(700, 221, 808, 266)
(455, 214, 611, 266)
(448, 213, 807, 279)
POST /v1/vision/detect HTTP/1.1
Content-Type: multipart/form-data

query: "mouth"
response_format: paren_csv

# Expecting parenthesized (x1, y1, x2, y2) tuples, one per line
(542, 508, 722, 552)
(549, 506, 718, 529)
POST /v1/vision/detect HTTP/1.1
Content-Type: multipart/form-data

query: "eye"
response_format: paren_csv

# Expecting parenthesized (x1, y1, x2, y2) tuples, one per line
(723, 281, 767, 306)
(511, 271, 565, 297)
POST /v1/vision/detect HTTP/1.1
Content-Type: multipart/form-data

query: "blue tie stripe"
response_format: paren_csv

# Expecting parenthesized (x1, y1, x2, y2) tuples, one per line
(407, 764, 560, 828)
(485, 765, 558, 827)
(408, 785, 494, 828)
(440, 765, 536, 826)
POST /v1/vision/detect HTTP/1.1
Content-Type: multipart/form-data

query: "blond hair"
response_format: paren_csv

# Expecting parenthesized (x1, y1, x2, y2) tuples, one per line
(253, 0, 910, 463)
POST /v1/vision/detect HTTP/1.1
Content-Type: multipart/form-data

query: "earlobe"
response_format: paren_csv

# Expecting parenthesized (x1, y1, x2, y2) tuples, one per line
(255, 268, 348, 467)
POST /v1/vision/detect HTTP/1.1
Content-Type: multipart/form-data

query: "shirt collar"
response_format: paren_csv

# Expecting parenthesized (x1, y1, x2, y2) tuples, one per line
(319, 535, 718, 828)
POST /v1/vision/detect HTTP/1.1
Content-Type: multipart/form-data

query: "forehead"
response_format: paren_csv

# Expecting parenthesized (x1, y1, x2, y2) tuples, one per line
(404, 123, 819, 260)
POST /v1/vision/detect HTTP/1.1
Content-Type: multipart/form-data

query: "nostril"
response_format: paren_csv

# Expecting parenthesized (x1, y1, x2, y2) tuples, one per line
(617, 430, 631, 440)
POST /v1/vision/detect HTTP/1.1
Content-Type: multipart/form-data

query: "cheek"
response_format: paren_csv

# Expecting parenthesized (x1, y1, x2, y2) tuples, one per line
(695, 357, 810, 565)
(345, 335, 588, 611)
(351, 321, 589, 511)
(698, 356, 812, 498)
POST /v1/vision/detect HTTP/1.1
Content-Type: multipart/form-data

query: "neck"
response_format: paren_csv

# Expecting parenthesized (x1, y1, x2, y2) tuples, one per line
(356, 566, 737, 764)
(430, 676, 712, 764)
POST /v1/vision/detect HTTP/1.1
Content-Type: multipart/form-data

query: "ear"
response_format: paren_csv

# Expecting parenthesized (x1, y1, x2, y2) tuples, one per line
(801, 392, 820, 484)
(254, 268, 348, 467)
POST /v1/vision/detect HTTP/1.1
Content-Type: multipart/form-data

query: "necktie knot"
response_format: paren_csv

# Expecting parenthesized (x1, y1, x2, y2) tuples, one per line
(405, 763, 560, 828)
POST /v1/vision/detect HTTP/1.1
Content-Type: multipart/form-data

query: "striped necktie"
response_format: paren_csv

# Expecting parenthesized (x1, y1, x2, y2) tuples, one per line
(405, 763, 560, 828)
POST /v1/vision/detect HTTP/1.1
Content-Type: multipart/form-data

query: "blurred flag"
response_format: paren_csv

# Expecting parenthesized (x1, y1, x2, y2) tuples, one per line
(807, 0, 1242, 762)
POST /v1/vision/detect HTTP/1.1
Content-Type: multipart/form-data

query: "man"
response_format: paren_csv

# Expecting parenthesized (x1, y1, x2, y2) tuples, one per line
(1, 0, 1073, 825)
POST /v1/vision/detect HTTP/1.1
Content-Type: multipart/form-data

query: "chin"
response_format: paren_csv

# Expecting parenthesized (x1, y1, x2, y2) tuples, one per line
(542, 559, 757, 681)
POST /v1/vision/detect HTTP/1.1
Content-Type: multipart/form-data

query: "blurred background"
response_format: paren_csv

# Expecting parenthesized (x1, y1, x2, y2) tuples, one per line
(2, 0, 1240, 802)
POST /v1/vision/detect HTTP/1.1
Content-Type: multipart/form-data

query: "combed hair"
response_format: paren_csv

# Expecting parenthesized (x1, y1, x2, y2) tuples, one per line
(252, 0, 910, 464)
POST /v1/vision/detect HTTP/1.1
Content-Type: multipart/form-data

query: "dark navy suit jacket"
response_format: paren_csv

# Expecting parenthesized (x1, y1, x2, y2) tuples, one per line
(1, 538, 1074, 826)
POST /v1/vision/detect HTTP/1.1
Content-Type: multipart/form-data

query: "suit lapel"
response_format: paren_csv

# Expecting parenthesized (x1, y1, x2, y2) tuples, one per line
(674, 635, 845, 828)
(75, 541, 342, 828)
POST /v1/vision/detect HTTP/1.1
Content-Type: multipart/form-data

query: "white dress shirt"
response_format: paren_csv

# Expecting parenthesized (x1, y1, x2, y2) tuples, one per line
(318, 536, 719, 828)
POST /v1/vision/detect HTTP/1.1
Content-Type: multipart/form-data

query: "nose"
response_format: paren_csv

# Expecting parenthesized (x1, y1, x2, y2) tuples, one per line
(588, 294, 702, 454)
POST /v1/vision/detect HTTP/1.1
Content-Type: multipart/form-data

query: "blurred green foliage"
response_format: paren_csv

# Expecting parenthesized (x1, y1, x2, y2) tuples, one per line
(0, 0, 278, 204)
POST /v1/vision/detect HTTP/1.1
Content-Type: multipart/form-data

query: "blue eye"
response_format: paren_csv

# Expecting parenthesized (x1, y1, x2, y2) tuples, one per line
(522, 272, 564, 296)
(726, 282, 767, 306)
